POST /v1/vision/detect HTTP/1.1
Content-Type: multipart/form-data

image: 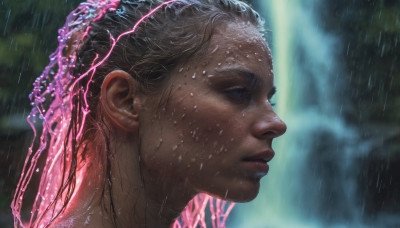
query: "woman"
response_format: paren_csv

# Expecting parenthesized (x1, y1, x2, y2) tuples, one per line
(12, 0, 286, 227)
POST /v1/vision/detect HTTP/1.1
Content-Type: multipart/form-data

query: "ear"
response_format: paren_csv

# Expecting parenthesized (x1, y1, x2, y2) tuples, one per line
(101, 70, 140, 132)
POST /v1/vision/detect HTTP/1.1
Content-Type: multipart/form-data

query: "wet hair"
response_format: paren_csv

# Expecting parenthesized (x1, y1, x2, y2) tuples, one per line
(12, 0, 264, 227)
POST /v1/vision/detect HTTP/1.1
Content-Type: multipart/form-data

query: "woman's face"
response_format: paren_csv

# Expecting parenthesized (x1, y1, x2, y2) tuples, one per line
(138, 20, 287, 202)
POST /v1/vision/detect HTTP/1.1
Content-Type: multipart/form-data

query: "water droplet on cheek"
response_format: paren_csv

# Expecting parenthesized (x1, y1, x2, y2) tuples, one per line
(202, 70, 206, 75)
(190, 93, 194, 97)
(157, 138, 163, 148)
(192, 73, 196, 79)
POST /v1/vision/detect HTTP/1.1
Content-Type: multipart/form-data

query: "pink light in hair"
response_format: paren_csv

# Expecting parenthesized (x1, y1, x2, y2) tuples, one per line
(12, 0, 235, 227)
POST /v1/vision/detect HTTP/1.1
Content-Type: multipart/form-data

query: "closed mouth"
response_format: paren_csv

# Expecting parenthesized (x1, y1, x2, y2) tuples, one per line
(242, 157, 270, 163)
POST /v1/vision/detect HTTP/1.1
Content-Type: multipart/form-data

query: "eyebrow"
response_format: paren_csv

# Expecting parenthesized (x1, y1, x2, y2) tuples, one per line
(214, 68, 276, 97)
(214, 68, 259, 85)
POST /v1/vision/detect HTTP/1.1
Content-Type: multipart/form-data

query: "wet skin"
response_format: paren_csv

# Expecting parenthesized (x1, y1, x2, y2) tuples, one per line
(54, 20, 287, 228)
(138, 20, 287, 203)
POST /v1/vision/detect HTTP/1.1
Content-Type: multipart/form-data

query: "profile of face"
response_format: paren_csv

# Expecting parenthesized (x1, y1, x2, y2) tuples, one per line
(137, 20, 287, 203)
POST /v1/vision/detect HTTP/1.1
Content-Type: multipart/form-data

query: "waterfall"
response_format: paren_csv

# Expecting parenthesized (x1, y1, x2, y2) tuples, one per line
(229, 0, 368, 227)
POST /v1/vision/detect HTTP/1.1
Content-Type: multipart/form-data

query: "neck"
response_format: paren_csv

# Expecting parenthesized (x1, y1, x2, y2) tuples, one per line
(54, 135, 195, 228)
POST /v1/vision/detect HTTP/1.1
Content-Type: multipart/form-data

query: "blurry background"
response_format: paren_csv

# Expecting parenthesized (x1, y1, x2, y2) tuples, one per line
(0, 0, 399, 227)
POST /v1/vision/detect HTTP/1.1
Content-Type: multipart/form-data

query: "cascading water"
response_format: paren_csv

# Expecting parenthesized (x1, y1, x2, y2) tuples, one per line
(229, 0, 369, 227)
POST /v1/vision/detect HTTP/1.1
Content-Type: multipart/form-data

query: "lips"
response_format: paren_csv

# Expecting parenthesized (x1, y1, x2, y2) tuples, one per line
(242, 150, 275, 163)
(241, 150, 275, 177)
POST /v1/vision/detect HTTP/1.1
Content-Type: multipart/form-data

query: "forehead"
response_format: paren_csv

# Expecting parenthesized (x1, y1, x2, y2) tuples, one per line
(193, 20, 273, 71)
(208, 20, 271, 61)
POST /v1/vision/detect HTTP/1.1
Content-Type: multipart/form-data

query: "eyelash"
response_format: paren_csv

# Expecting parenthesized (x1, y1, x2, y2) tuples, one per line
(224, 87, 252, 102)
(224, 87, 277, 107)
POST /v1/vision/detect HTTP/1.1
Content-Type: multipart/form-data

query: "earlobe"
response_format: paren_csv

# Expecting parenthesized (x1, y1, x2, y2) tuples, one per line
(101, 70, 140, 132)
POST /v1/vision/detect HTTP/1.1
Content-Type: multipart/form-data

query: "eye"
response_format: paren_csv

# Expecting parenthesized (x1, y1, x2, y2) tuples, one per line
(268, 99, 276, 107)
(268, 94, 277, 108)
(224, 86, 252, 102)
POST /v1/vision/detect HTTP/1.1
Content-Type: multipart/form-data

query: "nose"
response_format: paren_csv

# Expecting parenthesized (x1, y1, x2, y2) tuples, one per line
(251, 104, 287, 139)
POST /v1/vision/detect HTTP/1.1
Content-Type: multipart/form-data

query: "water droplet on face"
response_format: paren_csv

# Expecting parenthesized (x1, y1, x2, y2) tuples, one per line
(202, 70, 206, 75)
(226, 51, 230, 54)
(178, 155, 182, 162)
(194, 105, 198, 110)
(218, 63, 222, 66)
(190, 93, 194, 97)
(192, 73, 196, 79)
(246, 54, 250, 58)
(172, 145, 178, 151)
(219, 130, 223, 135)
(173, 121, 177, 125)
(211, 45, 219, 54)
(179, 67, 183, 72)
(258, 58, 262, 62)
(200, 163, 203, 170)
(208, 154, 213, 159)
(157, 138, 163, 148)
